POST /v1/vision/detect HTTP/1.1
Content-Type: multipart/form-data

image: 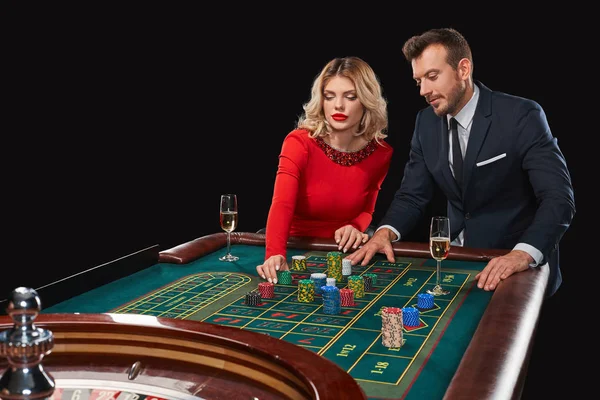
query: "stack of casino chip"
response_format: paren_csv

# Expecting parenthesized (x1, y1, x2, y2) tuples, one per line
(297, 279, 315, 302)
(258, 282, 274, 299)
(363, 275, 373, 292)
(417, 293, 434, 309)
(326, 251, 343, 281)
(291, 255, 307, 271)
(342, 258, 352, 280)
(244, 290, 261, 306)
(340, 288, 356, 307)
(310, 273, 327, 295)
(363, 273, 378, 285)
(321, 285, 341, 314)
(277, 270, 292, 285)
(402, 307, 420, 327)
(347, 275, 365, 298)
(326, 277, 336, 287)
(381, 307, 403, 348)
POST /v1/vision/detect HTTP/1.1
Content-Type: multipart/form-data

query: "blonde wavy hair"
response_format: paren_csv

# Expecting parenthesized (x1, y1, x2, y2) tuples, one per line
(297, 56, 388, 143)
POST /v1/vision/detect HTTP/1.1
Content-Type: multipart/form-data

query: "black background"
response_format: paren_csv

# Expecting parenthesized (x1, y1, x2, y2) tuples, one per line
(2, 6, 586, 398)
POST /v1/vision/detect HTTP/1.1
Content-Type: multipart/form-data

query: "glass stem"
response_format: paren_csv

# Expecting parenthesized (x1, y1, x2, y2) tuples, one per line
(226, 232, 232, 255)
(436, 260, 442, 286)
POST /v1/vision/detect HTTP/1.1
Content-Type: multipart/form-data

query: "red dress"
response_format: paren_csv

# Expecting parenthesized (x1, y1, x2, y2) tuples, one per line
(265, 128, 393, 260)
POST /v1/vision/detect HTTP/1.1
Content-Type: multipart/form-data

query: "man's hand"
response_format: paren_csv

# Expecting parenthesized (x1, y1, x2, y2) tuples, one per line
(475, 250, 532, 291)
(256, 255, 288, 284)
(345, 228, 396, 266)
(335, 225, 369, 253)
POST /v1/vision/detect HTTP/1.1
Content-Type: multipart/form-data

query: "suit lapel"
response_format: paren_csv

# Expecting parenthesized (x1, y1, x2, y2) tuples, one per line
(463, 82, 492, 190)
(463, 113, 491, 187)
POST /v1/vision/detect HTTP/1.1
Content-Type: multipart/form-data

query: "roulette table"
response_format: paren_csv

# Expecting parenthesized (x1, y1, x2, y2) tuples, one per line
(0, 232, 549, 400)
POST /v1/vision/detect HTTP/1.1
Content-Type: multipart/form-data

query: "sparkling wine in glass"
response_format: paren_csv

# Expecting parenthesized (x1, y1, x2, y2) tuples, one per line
(219, 194, 239, 262)
(427, 216, 450, 296)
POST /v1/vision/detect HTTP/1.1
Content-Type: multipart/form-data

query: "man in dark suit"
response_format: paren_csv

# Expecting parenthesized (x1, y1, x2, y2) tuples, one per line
(346, 28, 575, 297)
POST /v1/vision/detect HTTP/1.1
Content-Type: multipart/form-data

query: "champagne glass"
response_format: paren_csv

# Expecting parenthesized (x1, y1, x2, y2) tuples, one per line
(219, 194, 239, 262)
(427, 216, 450, 296)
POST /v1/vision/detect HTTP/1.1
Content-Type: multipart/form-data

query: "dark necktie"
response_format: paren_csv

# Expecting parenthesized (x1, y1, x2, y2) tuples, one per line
(451, 117, 463, 187)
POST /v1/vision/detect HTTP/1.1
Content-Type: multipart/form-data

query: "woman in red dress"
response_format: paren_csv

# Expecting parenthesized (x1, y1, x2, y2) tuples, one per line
(256, 57, 393, 283)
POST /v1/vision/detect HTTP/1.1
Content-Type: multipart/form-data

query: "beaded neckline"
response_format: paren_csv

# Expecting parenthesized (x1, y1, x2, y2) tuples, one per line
(315, 137, 378, 166)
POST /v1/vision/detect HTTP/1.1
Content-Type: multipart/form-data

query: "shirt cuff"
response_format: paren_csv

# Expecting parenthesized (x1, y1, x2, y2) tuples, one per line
(377, 225, 401, 242)
(513, 243, 543, 267)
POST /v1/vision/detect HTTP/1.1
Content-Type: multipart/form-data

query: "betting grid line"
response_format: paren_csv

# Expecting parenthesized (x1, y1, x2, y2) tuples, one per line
(324, 268, 437, 340)
(410, 265, 466, 291)
(276, 298, 338, 342)
(202, 288, 303, 327)
(202, 257, 408, 341)
(218, 257, 413, 345)
(212, 295, 355, 331)
(316, 260, 411, 356)
(175, 275, 251, 319)
(201, 255, 334, 334)
(285, 257, 412, 344)
(113, 274, 204, 314)
(208, 257, 412, 345)
(280, 257, 400, 339)
(283, 256, 474, 388)
(350, 274, 473, 386)
(113, 273, 251, 318)
(205, 282, 341, 338)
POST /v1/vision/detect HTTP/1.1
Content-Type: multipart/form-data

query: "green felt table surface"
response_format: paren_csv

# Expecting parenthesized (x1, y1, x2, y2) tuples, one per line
(45, 244, 493, 400)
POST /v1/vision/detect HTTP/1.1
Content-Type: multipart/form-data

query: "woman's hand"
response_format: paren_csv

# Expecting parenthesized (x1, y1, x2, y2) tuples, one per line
(335, 225, 369, 253)
(256, 254, 288, 284)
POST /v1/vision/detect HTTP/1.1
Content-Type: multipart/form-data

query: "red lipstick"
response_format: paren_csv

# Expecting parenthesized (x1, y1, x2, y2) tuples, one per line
(332, 113, 347, 121)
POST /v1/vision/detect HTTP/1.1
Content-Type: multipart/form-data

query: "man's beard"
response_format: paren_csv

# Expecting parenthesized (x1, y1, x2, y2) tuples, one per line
(434, 80, 466, 117)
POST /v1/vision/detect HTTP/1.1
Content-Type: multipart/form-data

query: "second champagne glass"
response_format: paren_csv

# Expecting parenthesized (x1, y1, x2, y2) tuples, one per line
(427, 216, 450, 296)
(219, 194, 239, 262)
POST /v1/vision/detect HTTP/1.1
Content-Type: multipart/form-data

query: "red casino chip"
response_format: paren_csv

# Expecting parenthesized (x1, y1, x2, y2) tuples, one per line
(258, 282, 275, 298)
(340, 288, 356, 306)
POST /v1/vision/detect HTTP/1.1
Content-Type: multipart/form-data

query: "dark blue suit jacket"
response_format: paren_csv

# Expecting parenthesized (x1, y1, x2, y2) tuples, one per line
(380, 81, 575, 296)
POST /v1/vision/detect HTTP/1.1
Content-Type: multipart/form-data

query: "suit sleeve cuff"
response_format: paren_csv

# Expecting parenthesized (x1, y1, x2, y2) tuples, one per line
(377, 225, 401, 242)
(513, 243, 543, 267)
